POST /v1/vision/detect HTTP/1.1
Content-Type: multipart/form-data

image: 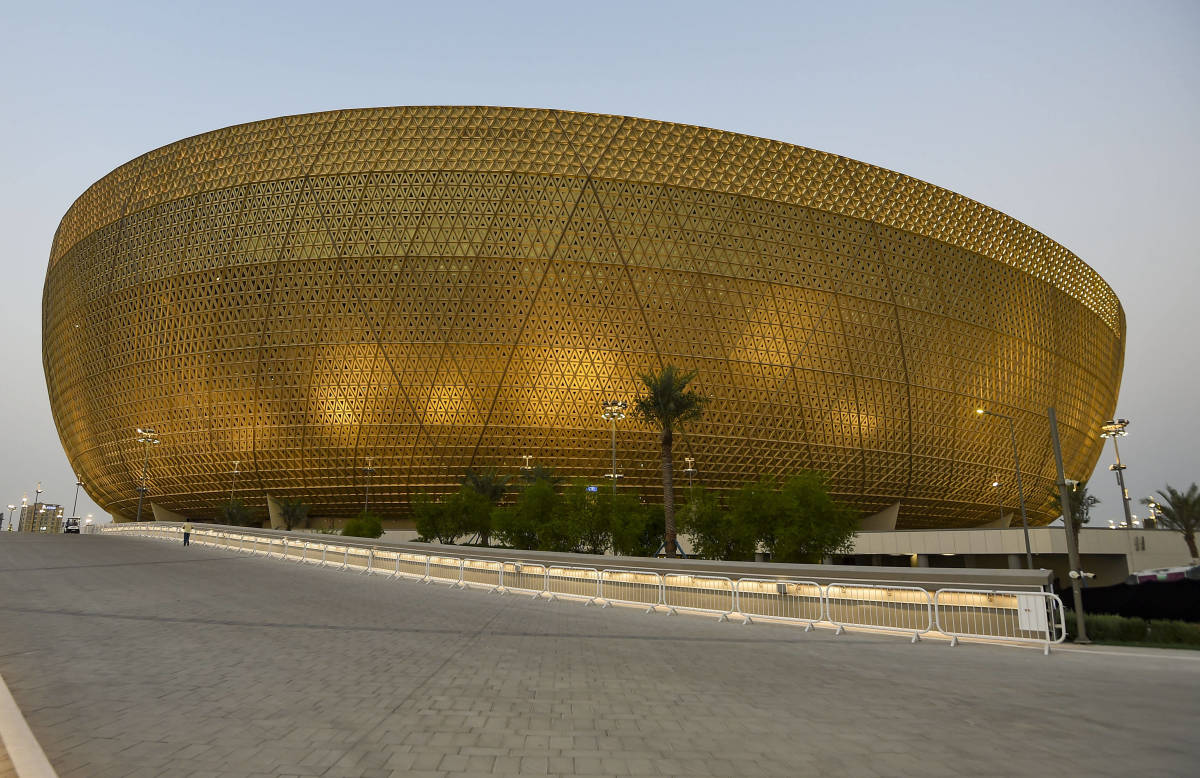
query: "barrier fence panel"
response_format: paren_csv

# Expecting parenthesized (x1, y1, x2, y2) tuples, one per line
(663, 574, 736, 621)
(734, 578, 825, 628)
(394, 553, 429, 580)
(345, 545, 372, 572)
(426, 555, 464, 586)
(600, 569, 664, 612)
(934, 589, 1065, 654)
(501, 562, 548, 597)
(825, 583, 932, 642)
(545, 566, 600, 604)
(462, 558, 503, 591)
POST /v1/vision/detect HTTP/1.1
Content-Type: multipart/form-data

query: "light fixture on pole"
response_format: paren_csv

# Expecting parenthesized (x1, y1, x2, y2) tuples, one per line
(363, 456, 375, 513)
(976, 408, 1032, 569)
(1099, 419, 1135, 534)
(230, 460, 240, 502)
(72, 475, 83, 517)
(521, 454, 533, 473)
(683, 457, 697, 490)
(4, 503, 12, 532)
(601, 400, 627, 495)
(135, 428, 160, 523)
(31, 482, 43, 534)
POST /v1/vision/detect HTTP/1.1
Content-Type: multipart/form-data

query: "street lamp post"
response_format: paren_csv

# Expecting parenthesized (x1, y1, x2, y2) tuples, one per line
(683, 457, 697, 490)
(135, 428, 160, 523)
(230, 460, 240, 503)
(363, 456, 375, 514)
(30, 482, 43, 534)
(1099, 419, 1135, 532)
(976, 408, 1033, 569)
(72, 475, 83, 517)
(601, 401, 627, 496)
(3, 504, 11, 532)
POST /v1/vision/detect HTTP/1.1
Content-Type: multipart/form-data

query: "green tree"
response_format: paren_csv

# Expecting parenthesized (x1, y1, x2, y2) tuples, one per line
(413, 495, 459, 544)
(609, 495, 663, 557)
(682, 486, 757, 561)
(632, 365, 708, 558)
(1151, 483, 1200, 558)
(219, 498, 258, 527)
(462, 469, 513, 545)
(342, 510, 383, 538)
(444, 485, 495, 545)
(552, 482, 609, 554)
(279, 498, 311, 531)
(765, 473, 859, 563)
(493, 479, 558, 550)
(1054, 481, 1099, 542)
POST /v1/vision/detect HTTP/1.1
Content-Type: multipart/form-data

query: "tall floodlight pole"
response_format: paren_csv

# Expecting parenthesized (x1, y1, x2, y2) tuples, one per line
(31, 483, 43, 534)
(230, 460, 240, 502)
(683, 457, 697, 490)
(1049, 407, 1089, 643)
(601, 401, 627, 496)
(1099, 419, 1135, 532)
(976, 409, 1032, 569)
(72, 475, 83, 517)
(363, 456, 375, 513)
(135, 428, 160, 523)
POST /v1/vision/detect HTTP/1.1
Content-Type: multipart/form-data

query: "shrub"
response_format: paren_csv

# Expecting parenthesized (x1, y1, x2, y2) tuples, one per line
(1147, 619, 1200, 645)
(341, 511, 383, 538)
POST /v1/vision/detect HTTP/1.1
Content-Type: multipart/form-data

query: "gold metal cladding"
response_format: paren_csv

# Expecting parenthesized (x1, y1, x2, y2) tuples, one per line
(42, 106, 1125, 528)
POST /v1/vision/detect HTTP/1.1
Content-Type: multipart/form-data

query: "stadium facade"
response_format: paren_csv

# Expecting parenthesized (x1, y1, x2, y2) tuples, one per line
(42, 107, 1124, 528)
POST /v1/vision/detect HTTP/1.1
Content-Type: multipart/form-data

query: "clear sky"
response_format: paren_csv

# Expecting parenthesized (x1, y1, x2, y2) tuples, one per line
(1, 0, 1196, 526)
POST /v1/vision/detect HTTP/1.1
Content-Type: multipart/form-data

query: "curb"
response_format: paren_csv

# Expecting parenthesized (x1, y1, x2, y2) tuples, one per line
(0, 671, 56, 778)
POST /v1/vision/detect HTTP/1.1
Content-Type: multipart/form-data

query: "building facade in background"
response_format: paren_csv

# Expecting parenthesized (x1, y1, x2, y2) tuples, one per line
(18, 503, 64, 533)
(42, 107, 1124, 527)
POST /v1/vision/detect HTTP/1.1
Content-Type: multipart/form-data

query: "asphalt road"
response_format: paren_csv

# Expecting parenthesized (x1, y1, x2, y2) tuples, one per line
(0, 533, 1197, 777)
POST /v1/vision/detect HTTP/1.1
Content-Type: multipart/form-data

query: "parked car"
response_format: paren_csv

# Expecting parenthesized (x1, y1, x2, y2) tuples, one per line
(63, 517, 81, 534)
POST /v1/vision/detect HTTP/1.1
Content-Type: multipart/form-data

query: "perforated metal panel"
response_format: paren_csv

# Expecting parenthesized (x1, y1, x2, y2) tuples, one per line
(42, 107, 1124, 527)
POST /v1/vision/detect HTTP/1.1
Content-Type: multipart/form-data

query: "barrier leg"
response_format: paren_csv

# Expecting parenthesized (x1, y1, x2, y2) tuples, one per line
(949, 636, 959, 647)
(835, 625, 844, 636)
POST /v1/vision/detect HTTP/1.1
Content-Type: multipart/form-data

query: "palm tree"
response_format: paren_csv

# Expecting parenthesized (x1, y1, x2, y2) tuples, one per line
(464, 468, 512, 503)
(1054, 481, 1099, 542)
(632, 365, 708, 558)
(462, 469, 513, 546)
(1152, 483, 1200, 559)
(519, 465, 563, 486)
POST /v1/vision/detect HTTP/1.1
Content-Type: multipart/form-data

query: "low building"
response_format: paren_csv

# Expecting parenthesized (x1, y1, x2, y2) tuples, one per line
(842, 526, 1195, 588)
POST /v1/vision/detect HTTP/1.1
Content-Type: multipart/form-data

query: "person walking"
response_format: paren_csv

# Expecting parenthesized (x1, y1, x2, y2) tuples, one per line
(182, 520, 192, 547)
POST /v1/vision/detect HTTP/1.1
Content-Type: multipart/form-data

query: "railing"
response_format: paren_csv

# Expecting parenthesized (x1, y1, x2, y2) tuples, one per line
(102, 523, 1066, 653)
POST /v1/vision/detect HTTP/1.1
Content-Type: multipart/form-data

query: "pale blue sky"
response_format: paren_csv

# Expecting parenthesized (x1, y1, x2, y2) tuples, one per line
(1, 0, 1196, 524)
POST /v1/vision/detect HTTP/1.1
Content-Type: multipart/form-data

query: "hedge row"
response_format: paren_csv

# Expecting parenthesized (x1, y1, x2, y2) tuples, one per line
(1065, 611, 1200, 645)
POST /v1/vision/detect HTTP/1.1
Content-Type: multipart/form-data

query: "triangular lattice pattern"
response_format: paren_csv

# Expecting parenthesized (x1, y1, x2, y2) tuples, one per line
(42, 107, 1124, 527)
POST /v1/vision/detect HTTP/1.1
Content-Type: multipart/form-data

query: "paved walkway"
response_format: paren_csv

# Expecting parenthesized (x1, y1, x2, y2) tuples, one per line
(0, 534, 1197, 777)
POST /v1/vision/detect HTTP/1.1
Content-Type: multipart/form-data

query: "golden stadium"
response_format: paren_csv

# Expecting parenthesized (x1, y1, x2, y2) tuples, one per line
(42, 107, 1124, 528)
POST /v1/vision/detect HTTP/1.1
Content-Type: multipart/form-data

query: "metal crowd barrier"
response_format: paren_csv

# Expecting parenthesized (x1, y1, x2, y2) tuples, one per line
(102, 524, 1066, 653)
(934, 589, 1065, 655)
(825, 583, 933, 643)
(735, 578, 824, 628)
